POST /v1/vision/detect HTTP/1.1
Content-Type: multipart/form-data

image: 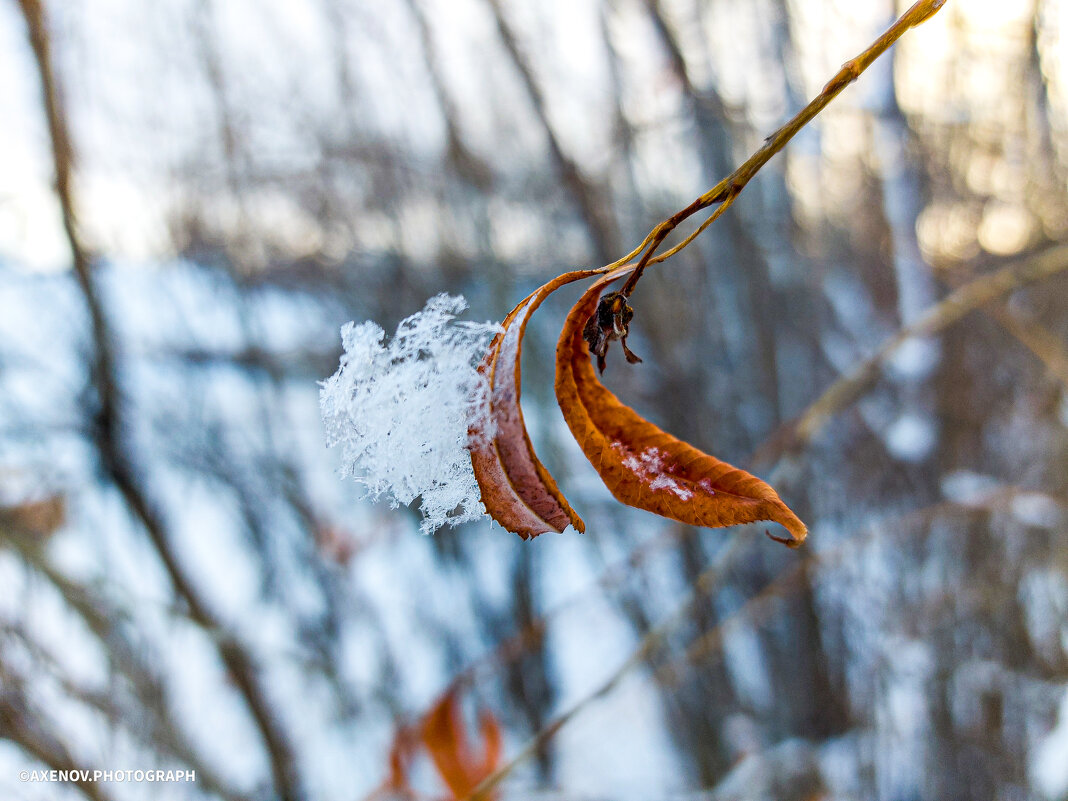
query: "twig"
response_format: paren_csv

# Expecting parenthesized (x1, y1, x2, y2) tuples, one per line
(657, 486, 1063, 683)
(14, 2, 304, 799)
(464, 535, 750, 801)
(458, 6, 953, 794)
(485, 0, 618, 263)
(1, 522, 252, 801)
(761, 244, 1068, 463)
(985, 304, 1068, 392)
(604, 0, 949, 297)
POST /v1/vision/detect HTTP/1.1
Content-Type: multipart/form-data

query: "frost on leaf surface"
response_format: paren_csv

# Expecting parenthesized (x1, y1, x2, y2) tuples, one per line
(320, 294, 500, 534)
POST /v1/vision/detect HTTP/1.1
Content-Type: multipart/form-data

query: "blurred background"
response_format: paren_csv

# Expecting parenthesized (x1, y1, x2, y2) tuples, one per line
(2, 0, 1067, 799)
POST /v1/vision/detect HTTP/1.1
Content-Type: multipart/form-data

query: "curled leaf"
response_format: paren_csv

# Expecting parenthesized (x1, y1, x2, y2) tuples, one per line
(469, 270, 600, 539)
(555, 267, 808, 547)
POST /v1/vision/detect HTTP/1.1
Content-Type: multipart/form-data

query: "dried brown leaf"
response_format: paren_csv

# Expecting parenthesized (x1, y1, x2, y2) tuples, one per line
(469, 270, 599, 539)
(554, 267, 807, 546)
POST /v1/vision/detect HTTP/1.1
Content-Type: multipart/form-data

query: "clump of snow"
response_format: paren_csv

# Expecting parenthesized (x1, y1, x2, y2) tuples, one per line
(319, 295, 500, 534)
(618, 445, 694, 501)
(648, 473, 693, 500)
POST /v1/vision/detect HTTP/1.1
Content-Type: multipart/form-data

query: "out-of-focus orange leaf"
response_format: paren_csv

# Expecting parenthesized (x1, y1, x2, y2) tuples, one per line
(373, 724, 416, 799)
(555, 267, 807, 547)
(0, 494, 65, 537)
(469, 270, 599, 539)
(421, 689, 502, 801)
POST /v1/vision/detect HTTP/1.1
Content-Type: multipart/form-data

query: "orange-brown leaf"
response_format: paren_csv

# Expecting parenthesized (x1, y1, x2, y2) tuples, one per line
(421, 690, 502, 801)
(469, 270, 600, 539)
(554, 267, 807, 546)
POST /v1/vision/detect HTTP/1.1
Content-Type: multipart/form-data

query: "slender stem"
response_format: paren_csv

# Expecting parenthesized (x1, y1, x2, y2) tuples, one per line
(602, 0, 948, 297)
(647, 190, 738, 267)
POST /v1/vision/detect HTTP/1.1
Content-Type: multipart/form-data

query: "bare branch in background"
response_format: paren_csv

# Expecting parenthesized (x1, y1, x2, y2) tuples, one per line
(13, 2, 304, 799)
(0, 678, 114, 801)
(1, 520, 251, 801)
(764, 244, 1068, 465)
(404, 0, 495, 188)
(485, 0, 619, 262)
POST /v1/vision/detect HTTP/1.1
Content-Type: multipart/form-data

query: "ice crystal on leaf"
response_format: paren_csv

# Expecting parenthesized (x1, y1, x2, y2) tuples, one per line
(320, 294, 500, 534)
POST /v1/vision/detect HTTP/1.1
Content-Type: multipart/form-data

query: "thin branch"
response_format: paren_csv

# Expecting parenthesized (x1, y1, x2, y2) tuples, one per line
(14, 2, 304, 799)
(0, 664, 114, 801)
(464, 535, 751, 801)
(485, 0, 618, 262)
(1, 523, 251, 801)
(457, 6, 967, 794)
(607, 0, 949, 296)
(658, 486, 1065, 683)
(759, 244, 1068, 464)
(985, 304, 1068, 392)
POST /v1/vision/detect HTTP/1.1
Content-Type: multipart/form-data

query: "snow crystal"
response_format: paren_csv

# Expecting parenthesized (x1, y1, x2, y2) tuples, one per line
(319, 295, 500, 534)
(619, 446, 694, 501)
(648, 473, 694, 501)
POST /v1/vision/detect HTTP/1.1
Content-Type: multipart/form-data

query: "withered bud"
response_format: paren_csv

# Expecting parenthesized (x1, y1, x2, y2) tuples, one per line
(582, 291, 642, 373)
